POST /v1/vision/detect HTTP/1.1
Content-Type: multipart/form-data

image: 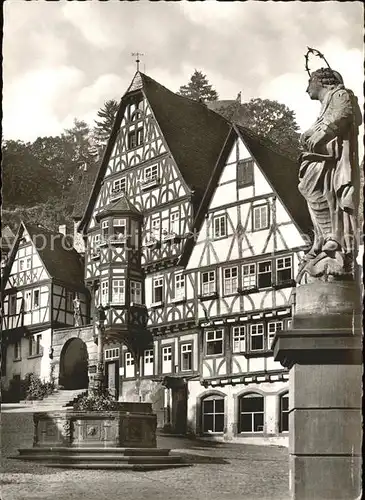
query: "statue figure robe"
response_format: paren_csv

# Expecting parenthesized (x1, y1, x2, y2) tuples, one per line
(297, 68, 362, 280)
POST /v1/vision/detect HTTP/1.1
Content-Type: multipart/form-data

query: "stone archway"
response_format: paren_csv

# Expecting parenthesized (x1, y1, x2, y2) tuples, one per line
(59, 338, 89, 390)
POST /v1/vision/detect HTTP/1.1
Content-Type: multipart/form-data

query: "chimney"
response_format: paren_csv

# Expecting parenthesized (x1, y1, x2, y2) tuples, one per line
(58, 224, 67, 236)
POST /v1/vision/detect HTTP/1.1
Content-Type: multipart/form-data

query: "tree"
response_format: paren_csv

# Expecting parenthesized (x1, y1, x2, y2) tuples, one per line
(238, 98, 300, 157)
(93, 99, 119, 149)
(214, 98, 301, 159)
(178, 70, 218, 102)
(63, 119, 98, 170)
(2, 140, 59, 208)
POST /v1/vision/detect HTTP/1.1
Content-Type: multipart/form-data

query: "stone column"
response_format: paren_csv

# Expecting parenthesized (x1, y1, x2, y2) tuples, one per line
(273, 280, 362, 500)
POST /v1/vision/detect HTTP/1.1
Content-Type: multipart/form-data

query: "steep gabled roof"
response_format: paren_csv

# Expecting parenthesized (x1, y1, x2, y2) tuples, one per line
(79, 72, 231, 232)
(179, 125, 312, 266)
(3, 222, 86, 291)
(24, 223, 86, 289)
(71, 164, 100, 221)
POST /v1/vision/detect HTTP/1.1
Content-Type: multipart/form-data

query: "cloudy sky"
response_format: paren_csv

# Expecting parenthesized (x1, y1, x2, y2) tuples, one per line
(3, 0, 364, 156)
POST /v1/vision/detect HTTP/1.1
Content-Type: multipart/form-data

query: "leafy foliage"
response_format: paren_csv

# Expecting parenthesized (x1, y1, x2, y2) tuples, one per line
(178, 70, 218, 102)
(25, 373, 54, 401)
(93, 99, 119, 150)
(213, 98, 301, 159)
(73, 391, 118, 411)
(237, 98, 301, 158)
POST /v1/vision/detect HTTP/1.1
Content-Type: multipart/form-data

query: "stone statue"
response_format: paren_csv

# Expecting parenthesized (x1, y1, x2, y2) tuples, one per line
(73, 296, 81, 327)
(297, 65, 362, 283)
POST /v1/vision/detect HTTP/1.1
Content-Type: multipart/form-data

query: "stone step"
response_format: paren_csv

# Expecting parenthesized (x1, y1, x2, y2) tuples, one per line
(19, 447, 171, 456)
(33, 462, 190, 470)
(17, 454, 182, 464)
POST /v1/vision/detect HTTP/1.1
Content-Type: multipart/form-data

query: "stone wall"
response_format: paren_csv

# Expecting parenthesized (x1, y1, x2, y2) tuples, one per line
(52, 325, 97, 388)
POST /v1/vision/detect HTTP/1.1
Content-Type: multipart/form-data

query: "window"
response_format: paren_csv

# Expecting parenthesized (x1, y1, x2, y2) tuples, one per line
(144, 164, 158, 182)
(102, 221, 109, 241)
(258, 261, 272, 288)
(151, 218, 160, 240)
(239, 393, 264, 433)
(100, 280, 109, 306)
(242, 264, 256, 290)
(237, 159, 254, 188)
(253, 204, 269, 231)
(66, 291, 74, 311)
(268, 321, 283, 349)
(280, 393, 289, 432)
(153, 277, 163, 303)
(213, 215, 227, 238)
(224, 267, 238, 295)
(93, 234, 101, 250)
(24, 291, 32, 312)
(105, 348, 120, 360)
(19, 258, 31, 272)
(181, 343, 192, 371)
(201, 271, 216, 296)
(162, 346, 172, 373)
(276, 257, 292, 284)
(112, 219, 126, 241)
(29, 335, 41, 356)
(33, 289, 40, 309)
(170, 212, 180, 234)
(174, 274, 185, 300)
(250, 324, 264, 351)
(202, 395, 225, 433)
(127, 127, 143, 149)
(112, 177, 126, 194)
(144, 349, 154, 376)
(125, 351, 135, 378)
(130, 281, 142, 305)
(206, 330, 224, 356)
(112, 279, 125, 304)
(128, 99, 143, 121)
(232, 326, 246, 353)
(14, 341, 21, 360)
(9, 295, 17, 315)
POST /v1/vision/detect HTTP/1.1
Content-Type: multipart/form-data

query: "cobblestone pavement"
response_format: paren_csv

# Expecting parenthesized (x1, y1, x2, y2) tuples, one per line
(1, 408, 289, 500)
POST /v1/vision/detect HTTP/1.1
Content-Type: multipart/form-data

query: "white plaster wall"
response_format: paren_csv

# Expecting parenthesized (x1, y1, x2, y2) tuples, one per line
(5, 328, 52, 386)
(187, 380, 289, 446)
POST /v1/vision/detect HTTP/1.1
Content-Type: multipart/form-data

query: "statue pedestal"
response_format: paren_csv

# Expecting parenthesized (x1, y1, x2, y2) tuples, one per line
(273, 281, 362, 500)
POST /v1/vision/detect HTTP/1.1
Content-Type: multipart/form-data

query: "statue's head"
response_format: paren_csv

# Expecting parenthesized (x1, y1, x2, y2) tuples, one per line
(306, 68, 343, 100)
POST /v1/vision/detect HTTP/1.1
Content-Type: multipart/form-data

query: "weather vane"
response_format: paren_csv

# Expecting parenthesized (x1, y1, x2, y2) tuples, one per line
(132, 52, 144, 72)
(304, 47, 332, 77)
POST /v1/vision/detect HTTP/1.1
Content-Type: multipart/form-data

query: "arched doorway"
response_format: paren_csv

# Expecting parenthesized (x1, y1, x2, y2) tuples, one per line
(59, 338, 89, 390)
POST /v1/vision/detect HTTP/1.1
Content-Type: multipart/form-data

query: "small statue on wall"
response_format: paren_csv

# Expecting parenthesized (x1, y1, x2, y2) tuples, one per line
(297, 48, 362, 283)
(73, 295, 82, 327)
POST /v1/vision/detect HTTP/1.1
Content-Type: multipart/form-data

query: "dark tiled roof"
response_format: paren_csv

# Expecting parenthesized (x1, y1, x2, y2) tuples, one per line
(71, 165, 99, 220)
(24, 222, 86, 289)
(235, 124, 312, 234)
(96, 194, 141, 221)
(141, 73, 231, 199)
(79, 72, 231, 231)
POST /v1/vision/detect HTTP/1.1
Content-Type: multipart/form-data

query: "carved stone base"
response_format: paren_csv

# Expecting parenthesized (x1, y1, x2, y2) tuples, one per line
(273, 279, 362, 499)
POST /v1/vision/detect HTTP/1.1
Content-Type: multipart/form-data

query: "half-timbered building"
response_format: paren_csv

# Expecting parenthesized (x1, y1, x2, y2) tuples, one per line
(74, 71, 311, 444)
(1, 71, 312, 443)
(1, 222, 89, 398)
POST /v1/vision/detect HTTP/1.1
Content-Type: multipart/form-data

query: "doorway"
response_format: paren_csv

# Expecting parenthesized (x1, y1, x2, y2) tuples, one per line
(59, 338, 89, 389)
